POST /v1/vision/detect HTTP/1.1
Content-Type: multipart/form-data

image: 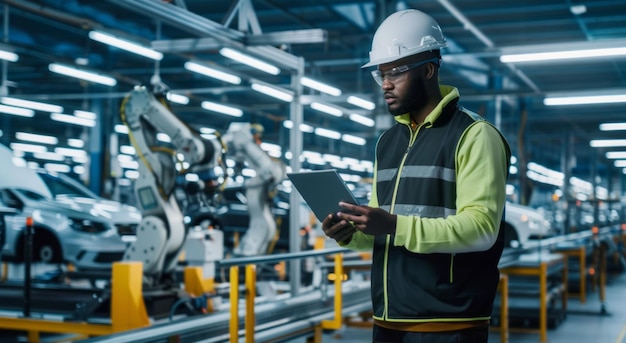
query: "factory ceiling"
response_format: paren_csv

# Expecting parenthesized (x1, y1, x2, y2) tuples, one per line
(1, 0, 626, 197)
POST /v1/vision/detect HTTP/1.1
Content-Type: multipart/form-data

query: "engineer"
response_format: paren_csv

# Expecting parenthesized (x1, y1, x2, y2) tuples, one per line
(322, 9, 511, 343)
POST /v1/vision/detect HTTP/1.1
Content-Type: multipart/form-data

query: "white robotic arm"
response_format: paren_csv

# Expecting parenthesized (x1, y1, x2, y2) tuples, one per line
(120, 86, 222, 285)
(119, 86, 286, 285)
(222, 123, 286, 256)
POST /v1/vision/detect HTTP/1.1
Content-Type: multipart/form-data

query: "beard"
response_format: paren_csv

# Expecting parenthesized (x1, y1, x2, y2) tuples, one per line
(387, 74, 429, 116)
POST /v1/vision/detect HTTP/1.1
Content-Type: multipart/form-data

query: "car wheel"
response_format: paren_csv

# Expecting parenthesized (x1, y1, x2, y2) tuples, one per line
(503, 223, 521, 249)
(33, 231, 62, 264)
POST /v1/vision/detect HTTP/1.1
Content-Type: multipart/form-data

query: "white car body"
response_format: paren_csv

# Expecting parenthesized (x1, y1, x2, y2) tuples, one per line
(0, 144, 141, 270)
(503, 202, 554, 248)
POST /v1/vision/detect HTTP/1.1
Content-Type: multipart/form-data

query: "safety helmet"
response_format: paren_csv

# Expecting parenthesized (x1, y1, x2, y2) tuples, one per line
(362, 9, 447, 68)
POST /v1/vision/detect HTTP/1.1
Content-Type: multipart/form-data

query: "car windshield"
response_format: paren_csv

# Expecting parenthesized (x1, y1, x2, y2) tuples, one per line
(37, 172, 96, 198)
(14, 189, 48, 201)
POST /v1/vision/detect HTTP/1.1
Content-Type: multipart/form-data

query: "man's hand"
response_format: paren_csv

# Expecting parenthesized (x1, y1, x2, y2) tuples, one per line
(322, 214, 356, 244)
(336, 202, 397, 235)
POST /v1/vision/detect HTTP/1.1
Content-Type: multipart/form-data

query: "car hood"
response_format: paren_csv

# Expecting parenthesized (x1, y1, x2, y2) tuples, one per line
(30, 196, 142, 224)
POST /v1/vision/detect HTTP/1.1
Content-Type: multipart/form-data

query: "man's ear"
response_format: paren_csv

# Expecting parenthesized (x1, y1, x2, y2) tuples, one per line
(424, 63, 437, 80)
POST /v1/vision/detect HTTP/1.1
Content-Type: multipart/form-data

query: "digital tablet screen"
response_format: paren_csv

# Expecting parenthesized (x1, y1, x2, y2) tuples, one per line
(287, 169, 360, 222)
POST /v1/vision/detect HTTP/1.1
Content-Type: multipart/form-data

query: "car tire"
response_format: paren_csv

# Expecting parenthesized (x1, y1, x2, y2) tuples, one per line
(32, 230, 62, 264)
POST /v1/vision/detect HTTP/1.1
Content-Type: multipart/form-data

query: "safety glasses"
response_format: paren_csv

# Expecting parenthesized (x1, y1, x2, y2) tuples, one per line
(371, 58, 440, 86)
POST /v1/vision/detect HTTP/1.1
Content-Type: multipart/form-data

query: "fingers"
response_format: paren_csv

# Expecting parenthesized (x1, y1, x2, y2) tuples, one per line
(322, 214, 356, 243)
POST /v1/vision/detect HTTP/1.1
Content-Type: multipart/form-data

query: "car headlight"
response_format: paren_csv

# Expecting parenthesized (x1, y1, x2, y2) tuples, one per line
(528, 218, 541, 230)
(69, 218, 108, 233)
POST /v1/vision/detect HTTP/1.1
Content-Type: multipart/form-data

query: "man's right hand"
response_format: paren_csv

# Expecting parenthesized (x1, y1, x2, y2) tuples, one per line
(322, 214, 356, 244)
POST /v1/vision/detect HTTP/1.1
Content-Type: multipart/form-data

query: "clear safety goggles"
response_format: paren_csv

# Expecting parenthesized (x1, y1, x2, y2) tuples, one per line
(371, 58, 440, 86)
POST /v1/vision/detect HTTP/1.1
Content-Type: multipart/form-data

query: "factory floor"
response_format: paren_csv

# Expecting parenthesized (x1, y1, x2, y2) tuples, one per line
(0, 264, 624, 342)
(285, 271, 626, 343)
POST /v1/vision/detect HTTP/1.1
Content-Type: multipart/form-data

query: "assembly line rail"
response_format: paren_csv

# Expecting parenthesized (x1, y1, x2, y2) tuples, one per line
(15, 226, 623, 343)
(78, 247, 364, 343)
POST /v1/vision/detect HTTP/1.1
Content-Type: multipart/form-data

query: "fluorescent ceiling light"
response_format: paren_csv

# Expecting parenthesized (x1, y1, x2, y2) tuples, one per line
(49, 63, 117, 86)
(251, 82, 294, 102)
(310, 101, 342, 117)
(51, 113, 96, 127)
(0, 104, 35, 117)
(347, 95, 375, 110)
(606, 151, 626, 159)
(342, 134, 366, 145)
(614, 160, 626, 168)
(184, 61, 241, 84)
(349, 113, 375, 127)
(10, 142, 47, 154)
(500, 47, 626, 63)
(120, 145, 136, 155)
(88, 30, 163, 61)
(16, 132, 58, 145)
(600, 122, 626, 131)
(219, 47, 280, 75)
(114, 124, 129, 134)
(45, 163, 71, 173)
(68, 138, 85, 148)
(55, 147, 87, 158)
(201, 101, 243, 117)
(282, 120, 314, 133)
(314, 127, 341, 140)
(0, 49, 18, 62)
(590, 139, 626, 148)
(301, 77, 341, 96)
(544, 94, 626, 106)
(33, 152, 65, 162)
(166, 92, 190, 105)
(1, 97, 63, 113)
(74, 110, 97, 120)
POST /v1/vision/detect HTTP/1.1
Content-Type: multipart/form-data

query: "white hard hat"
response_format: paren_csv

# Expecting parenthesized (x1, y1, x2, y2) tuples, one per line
(362, 9, 447, 68)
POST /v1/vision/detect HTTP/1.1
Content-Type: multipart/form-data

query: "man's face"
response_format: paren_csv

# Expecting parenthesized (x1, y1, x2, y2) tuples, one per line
(377, 59, 430, 116)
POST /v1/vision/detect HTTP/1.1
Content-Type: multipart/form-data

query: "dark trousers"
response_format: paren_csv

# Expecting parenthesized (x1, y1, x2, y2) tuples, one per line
(372, 324, 489, 343)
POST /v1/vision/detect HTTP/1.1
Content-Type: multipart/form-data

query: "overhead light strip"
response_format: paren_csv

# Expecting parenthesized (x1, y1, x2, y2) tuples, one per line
(301, 77, 341, 96)
(347, 95, 375, 110)
(590, 139, 626, 148)
(544, 94, 626, 106)
(0, 104, 35, 117)
(0, 49, 19, 62)
(349, 113, 375, 127)
(501, 47, 626, 63)
(1, 97, 63, 113)
(166, 92, 190, 105)
(184, 61, 241, 84)
(599, 122, 626, 131)
(16, 132, 58, 145)
(89, 30, 163, 61)
(606, 151, 626, 159)
(51, 113, 97, 127)
(251, 82, 294, 102)
(49, 63, 117, 87)
(201, 101, 243, 117)
(219, 47, 280, 75)
(310, 101, 342, 117)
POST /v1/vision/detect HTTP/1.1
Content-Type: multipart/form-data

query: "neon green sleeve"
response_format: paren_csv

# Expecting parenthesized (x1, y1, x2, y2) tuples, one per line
(393, 121, 510, 253)
(340, 161, 378, 251)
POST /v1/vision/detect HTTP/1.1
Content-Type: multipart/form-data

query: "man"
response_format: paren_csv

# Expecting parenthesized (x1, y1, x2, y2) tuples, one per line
(322, 9, 511, 343)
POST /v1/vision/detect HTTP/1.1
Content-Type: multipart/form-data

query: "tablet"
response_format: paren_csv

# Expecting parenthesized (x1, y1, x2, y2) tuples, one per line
(287, 169, 360, 222)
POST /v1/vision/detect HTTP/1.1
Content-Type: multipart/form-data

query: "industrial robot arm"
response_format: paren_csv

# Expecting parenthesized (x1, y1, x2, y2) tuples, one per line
(120, 85, 222, 285)
(120, 86, 286, 286)
(221, 122, 286, 256)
